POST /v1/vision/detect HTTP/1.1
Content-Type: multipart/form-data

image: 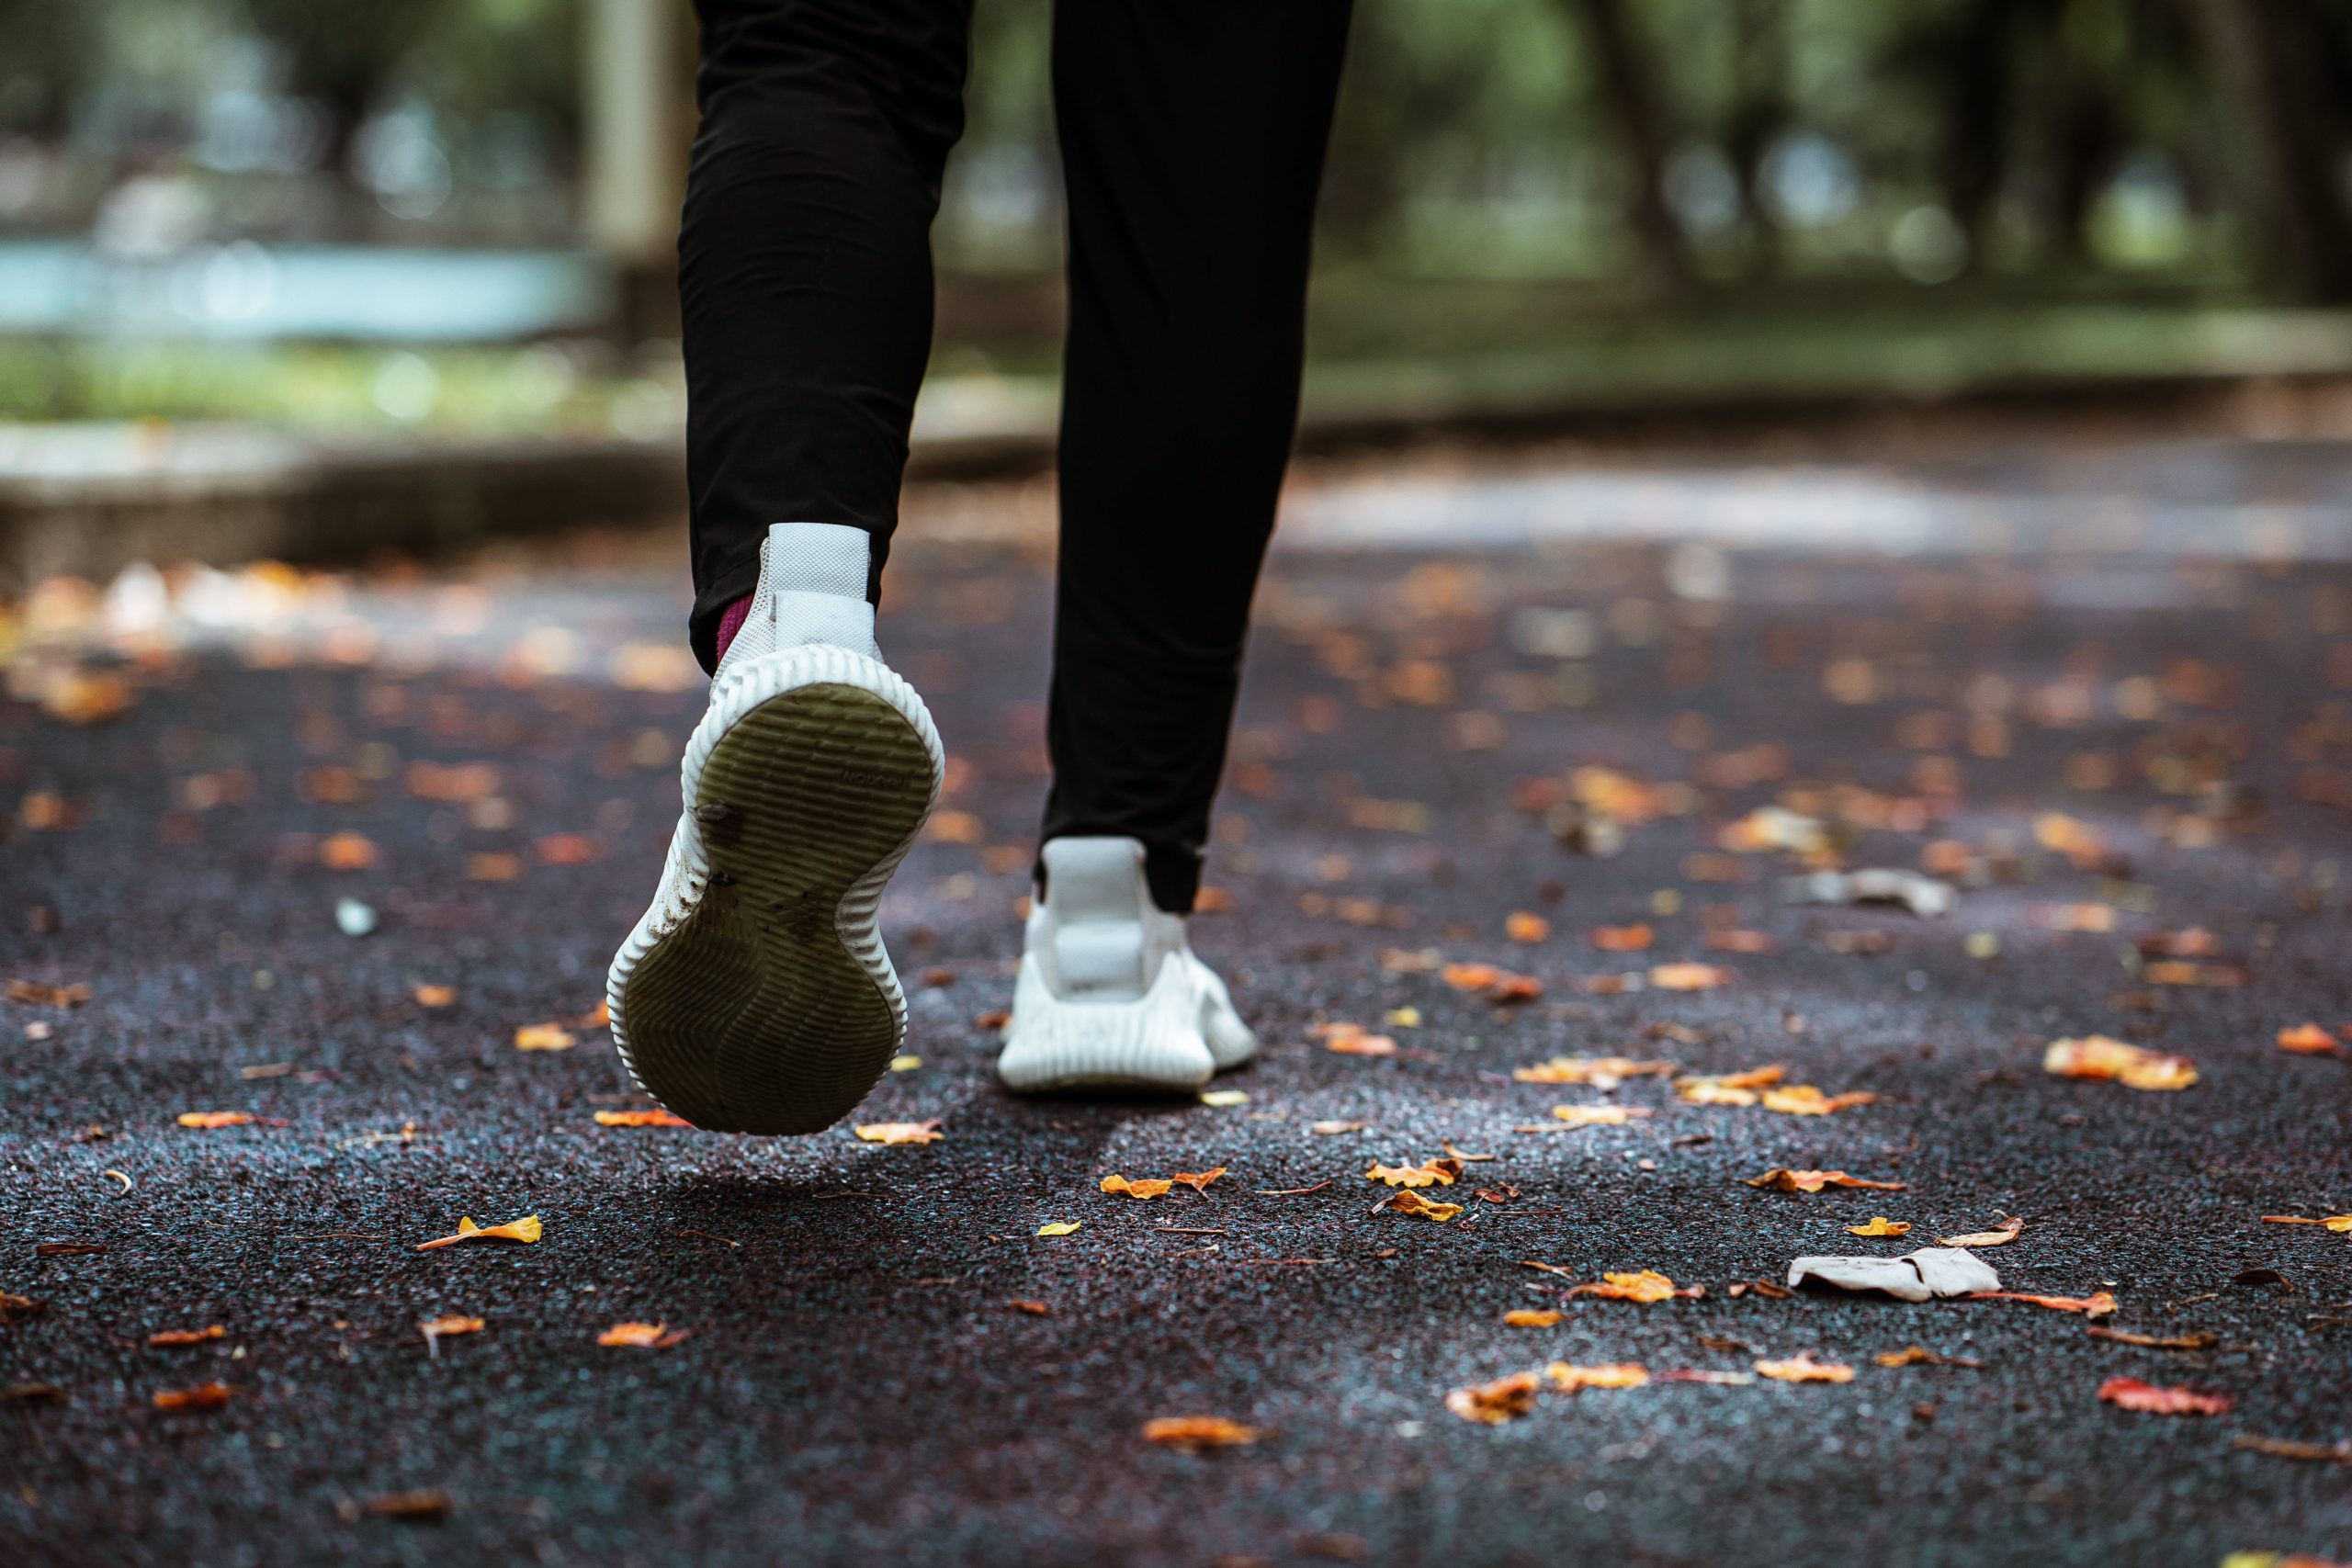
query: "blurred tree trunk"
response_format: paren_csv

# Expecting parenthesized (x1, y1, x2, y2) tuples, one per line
(1938, 0, 2019, 269)
(1558, 0, 1692, 291)
(2187, 0, 2352, 302)
(1725, 0, 1787, 276)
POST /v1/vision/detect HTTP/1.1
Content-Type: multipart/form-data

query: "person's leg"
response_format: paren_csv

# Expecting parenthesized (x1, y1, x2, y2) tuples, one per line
(614, 1, 968, 1134)
(998, 0, 1351, 1094)
(680, 0, 973, 672)
(1040, 0, 1353, 912)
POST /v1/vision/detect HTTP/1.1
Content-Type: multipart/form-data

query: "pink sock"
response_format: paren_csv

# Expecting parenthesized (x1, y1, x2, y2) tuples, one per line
(713, 594, 753, 662)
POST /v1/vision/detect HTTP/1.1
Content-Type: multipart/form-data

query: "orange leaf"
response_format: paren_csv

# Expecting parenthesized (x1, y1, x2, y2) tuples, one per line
(1590, 923, 1653, 953)
(2260, 1214, 2352, 1232)
(1874, 1346, 1981, 1369)
(1649, 963, 1731, 991)
(2277, 1022, 2343, 1055)
(1170, 1168, 1227, 1193)
(594, 1108, 695, 1128)
(153, 1382, 233, 1411)
(318, 831, 379, 871)
(854, 1121, 943, 1145)
(1550, 1104, 1650, 1126)
(1506, 911, 1552, 943)
(419, 1314, 485, 1340)
(597, 1321, 688, 1348)
(1512, 1055, 1675, 1088)
(1101, 1175, 1174, 1200)
(1563, 1270, 1697, 1303)
(1937, 1215, 2026, 1247)
(146, 1325, 226, 1347)
(2098, 1377, 2231, 1416)
(1486, 973, 1544, 1003)
(1706, 929, 1777, 953)
(5, 979, 92, 1007)
(1755, 1354, 1855, 1384)
(1319, 1021, 1398, 1056)
(535, 833, 598, 865)
(1383, 1190, 1464, 1222)
(1444, 1371, 1541, 1424)
(412, 984, 457, 1008)
(416, 1214, 543, 1251)
(1847, 1216, 1911, 1236)
(514, 1022, 577, 1052)
(2043, 1035, 2197, 1090)
(1746, 1168, 1905, 1193)
(175, 1111, 287, 1130)
(1366, 1160, 1462, 1189)
(1675, 1065, 1784, 1106)
(1760, 1084, 1879, 1116)
(1545, 1361, 1649, 1391)
(1141, 1415, 1259, 1450)
(1007, 1299, 1050, 1315)
(1969, 1290, 2117, 1316)
(1503, 1310, 1562, 1327)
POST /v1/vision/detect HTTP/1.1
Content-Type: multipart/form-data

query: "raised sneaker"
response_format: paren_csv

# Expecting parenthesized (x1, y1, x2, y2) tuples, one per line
(607, 523, 944, 1134)
(996, 836, 1256, 1092)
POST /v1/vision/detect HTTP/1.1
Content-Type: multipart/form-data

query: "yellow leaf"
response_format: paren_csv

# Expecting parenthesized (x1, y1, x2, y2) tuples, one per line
(1101, 1175, 1173, 1200)
(594, 1108, 695, 1128)
(1675, 1065, 1784, 1106)
(888, 1055, 922, 1072)
(1551, 1104, 1650, 1126)
(1746, 1168, 1905, 1193)
(1937, 1215, 2025, 1247)
(1503, 1310, 1562, 1327)
(2276, 1022, 2342, 1055)
(1545, 1361, 1649, 1391)
(1505, 911, 1551, 943)
(419, 1314, 484, 1340)
(2042, 1035, 2197, 1090)
(416, 1214, 542, 1251)
(1512, 1055, 1675, 1088)
(1759, 1084, 1878, 1116)
(1563, 1270, 1692, 1303)
(514, 1023, 577, 1052)
(1756, 1353, 1855, 1383)
(1366, 1160, 1461, 1188)
(1648, 963, 1731, 991)
(1384, 1190, 1463, 1222)
(412, 985, 457, 1008)
(1848, 1216, 1911, 1236)
(1198, 1089, 1250, 1107)
(596, 1321, 680, 1348)
(1445, 1371, 1541, 1424)
(1036, 1221, 1082, 1236)
(854, 1120, 944, 1145)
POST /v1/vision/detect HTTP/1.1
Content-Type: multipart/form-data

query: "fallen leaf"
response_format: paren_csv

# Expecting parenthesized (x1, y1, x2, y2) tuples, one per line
(1938, 1215, 2027, 1248)
(594, 1108, 695, 1128)
(1445, 1371, 1541, 1424)
(1382, 1190, 1463, 1223)
(1366, 1159, 1463, 1189)
(412, 985, 457, 1008)
(2, 1383, 65, 1404)
(1590, 923, 1654, 952)
(1441, 963, 1544, 1002)
(1759, 1084, 1878, 1116)
(2277, 1023, 2343, 1055)
(1550, 1104, 1651, 1126)
(146, 1325, 226, 1347)
(1545, 1361, 1649, 1391)
(2044, 1035, 2197, 1090)
(1170, 1168, 1227, 1193)
(1788, 1248, 2000, 1302)
(0, 1292, 40, 1317)
(1102, 1175, 1174, 1200)
(1037, 1222, 1081, 1236)
(353, 1490, 452, 1521)
(1320, 1021, 1398, 1056)
(1656, 1369, 1755, 1385)
(2089, 1326, 2218, 1350)
(1506, 912, 1552, 943)
(1968, 1291, 2117, 1316)
(514, 1022, 577, 1052)
(1563, 1270, 1700, 1303)
(1675, 1066, 1785, 1106)
(416, 1214, 543, 1251)
(419, 1314, 484, 1342)
(597, 1321, 689, 1348)
(854, 1121, 943, 1145)
(1511, 1055, 1675, 1088)
(2098, 1376, 2231, 1416)
(175, 1111, 287, 1130)
(153, 1382, 232, 1411)
(1755, 1354, 1855, 1384)
(1649, 963, 1732, 991)
(1503, 1310, 1562, 1327)
(1199, 1089, 1250, 1107)
(1141, 1415, 1259, 1450)
(2143, 961, 2245, 987)
(2230, 1434, 2352, 1463)
(5, 980, 91, 1008)
(1309, 1120, 1369, 1135)
(319, 831, 379, 871)
(1849, 1217, 1912, 1237)
(536, 833, 598, 865)
(1875, 1346, 1982, 1369)
(1746, 1168, 1905, 1194)
(1008, 1299, 1050, 1315)
(1443, 1143, 1498, 1163)
(1706, 928, 1778, 953)
(2260, 1214, 2352, 1232)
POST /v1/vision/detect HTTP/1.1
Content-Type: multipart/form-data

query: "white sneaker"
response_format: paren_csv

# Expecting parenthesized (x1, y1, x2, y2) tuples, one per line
(607, 523, 944, 1134)
(996, 836, 1257, 1092)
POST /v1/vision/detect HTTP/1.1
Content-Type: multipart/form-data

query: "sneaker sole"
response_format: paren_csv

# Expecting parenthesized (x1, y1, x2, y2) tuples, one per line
(609, 650, 941, 1134)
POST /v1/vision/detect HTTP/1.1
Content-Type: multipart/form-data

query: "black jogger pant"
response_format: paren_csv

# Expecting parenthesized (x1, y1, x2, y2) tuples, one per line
(679, 0, 1352, 913)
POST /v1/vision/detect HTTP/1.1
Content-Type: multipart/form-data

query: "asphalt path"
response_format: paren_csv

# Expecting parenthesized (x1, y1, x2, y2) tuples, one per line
(5, 460, 2350, 1567)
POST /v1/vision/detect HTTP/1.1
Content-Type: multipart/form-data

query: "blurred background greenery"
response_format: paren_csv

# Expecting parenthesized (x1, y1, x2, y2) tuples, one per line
(4, 0, 2351, 437)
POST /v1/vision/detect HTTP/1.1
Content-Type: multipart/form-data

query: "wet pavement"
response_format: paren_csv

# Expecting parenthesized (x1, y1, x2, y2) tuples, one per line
(4, 438, 2351, 1567)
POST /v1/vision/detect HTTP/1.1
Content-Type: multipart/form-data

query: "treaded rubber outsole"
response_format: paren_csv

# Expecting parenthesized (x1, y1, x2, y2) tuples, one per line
(614, 682, 935, 1134)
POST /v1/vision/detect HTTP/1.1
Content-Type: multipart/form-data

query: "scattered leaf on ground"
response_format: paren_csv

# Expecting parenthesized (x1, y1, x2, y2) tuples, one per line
(1317, 1021, 1398, 1056)
(1788, 1248, 2000, 1302)
(1590, 924, 1653, 952)
(1382, 1190, 1464, 1223)
(2230, 1435, 2352, 1464)
(1676, 1066, 1785, 1106)
(1007, 1299, 1050, 1315)
(594, 1108, 695, 1128)
(5, 980, 92, 1007)
(1649, 963, 1732, 991)
(1366, 1159, 1463, 1188)
(1849, 1217, 1912, 1236)
(1102, 1175, 1174, 1200)
(514, 1023, 577, 1052)
(1170, 1168, 1227, 1193)
(1760, 1085, 1878, 1116)
(1141, 1416, 1259, 1450)
(1445, 1371, 1541, 1424)
(1550, 1105, 1651, 1126)
(1310, 1120, 1369, 1134)
(1506, 912, 1551, 943)
(1546, 1362, 1649, 1391)
(2277, 1023, 2343, 1055)
(412, 985, 456, 1008)
(153, 1382, 232, 1411)
(1512, 1055, 1675, 1088)
(2098, 1377, 2232, 1416)
(419, 1314, 484, 1343)
(597, 1322, 689, 1348)
(2089, 1326, 2218, 1350)
(854, 1121, 943, 1145)
(416, 1215, 542, 1251)
(1503, 1310, 1562, 1327)
(2043, 1035, 2197, 1090)
(1747, 1168, 1905, 1193)
(1969, 1290, 2117, 1316)
(1564, 1270, 1701, 1303)
(1037, 1222, 1081, 1236)
(1939, 1216, 2027, 1247)
(1756, 1354, 1855, 1384)
(175, 1111, 286, 1130)
(2261, 1214, 2352, 1232)
(1657, 1369, 1755, 1385)
(353, 1490, 453, 1521)
(146, 1325, 226, 1347)
(1875, 1346, 1983, 1369)
(1199, 1089, 1250, 1107)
